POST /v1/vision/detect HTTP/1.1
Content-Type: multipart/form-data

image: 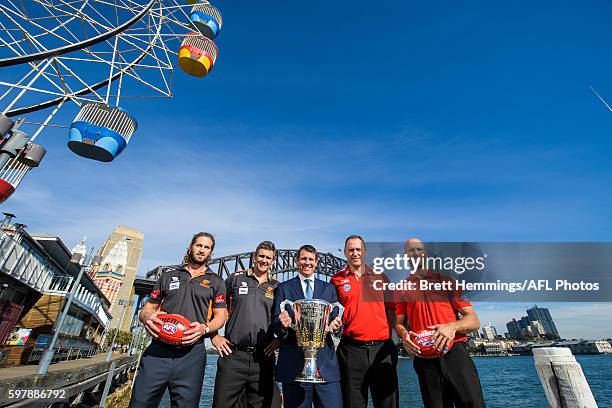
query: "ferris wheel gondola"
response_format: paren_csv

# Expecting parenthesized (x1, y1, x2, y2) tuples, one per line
(69, 103, 138, 162)
(189, 2, 223, 39)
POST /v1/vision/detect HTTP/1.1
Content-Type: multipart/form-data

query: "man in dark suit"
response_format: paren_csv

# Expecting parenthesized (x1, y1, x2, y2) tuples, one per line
(272, 244, 343, 408)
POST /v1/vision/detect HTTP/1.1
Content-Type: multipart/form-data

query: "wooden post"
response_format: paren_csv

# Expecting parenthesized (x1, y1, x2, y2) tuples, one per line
(533, 347, 598, 407)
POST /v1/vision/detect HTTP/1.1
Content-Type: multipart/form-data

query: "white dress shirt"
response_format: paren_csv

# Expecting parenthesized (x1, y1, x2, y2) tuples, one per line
(298, 273, 315, 298)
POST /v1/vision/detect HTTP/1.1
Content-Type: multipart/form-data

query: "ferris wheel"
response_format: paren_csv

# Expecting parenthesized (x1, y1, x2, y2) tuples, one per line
(0, 0, 223, 203)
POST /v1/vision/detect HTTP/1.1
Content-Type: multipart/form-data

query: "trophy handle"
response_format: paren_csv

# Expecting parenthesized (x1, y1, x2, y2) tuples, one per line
(280, 299, 297, 331)
(330, 302, 345, 321)
(328, 302, 345, 337)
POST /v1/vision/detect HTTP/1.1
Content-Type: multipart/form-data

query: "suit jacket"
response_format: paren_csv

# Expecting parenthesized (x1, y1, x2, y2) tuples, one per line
(272, 276, 341, 383)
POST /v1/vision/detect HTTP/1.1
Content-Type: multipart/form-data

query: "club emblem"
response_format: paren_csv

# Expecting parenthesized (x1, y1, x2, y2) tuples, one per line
(265, 287, 274, 299)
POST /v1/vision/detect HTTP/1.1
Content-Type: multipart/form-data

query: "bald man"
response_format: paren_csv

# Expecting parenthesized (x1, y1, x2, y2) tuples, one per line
(395, 238, 486, 408)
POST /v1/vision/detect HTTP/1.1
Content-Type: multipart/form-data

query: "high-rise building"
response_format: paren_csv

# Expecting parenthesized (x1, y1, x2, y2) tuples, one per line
(527, 305, 560, 339)
(529, 320, 546, 336)
(506, 318, 522, 340)
(519, 315, 531, 329)
(482, 323, 498, 341)
(90, 226, 144, 331)
(467, 329, 481, 340)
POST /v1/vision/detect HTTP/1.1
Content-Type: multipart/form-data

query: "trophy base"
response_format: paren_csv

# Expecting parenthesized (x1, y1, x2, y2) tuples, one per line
(294, 375, 327, 384)
(295, 355, 326, 383)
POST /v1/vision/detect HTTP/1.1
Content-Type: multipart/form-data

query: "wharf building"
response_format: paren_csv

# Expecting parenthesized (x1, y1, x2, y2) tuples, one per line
(0, 215, 112, 367)
(512, 340, 612, 356)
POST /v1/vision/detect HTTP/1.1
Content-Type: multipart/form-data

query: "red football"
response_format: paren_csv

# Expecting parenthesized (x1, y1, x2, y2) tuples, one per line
(154, 314, 191, 345)
(411, 329, 454, 358)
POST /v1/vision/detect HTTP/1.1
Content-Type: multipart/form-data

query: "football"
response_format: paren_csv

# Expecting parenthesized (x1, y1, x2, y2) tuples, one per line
(154, 314, 191, 345)
(411, 329, 454, 358)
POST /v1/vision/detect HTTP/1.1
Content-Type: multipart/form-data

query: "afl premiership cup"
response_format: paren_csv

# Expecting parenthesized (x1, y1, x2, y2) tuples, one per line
(279, 299, 344, 383)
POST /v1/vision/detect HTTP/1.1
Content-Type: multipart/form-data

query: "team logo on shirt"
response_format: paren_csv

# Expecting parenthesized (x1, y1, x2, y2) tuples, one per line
(343, 284, 351, 292)
(265, 287, 274, 299)
(200, 279, 210, 288)
(215, 294, 225, 304)
(150, 289, 160, 299)
(241, 281, 248, 287)
(169, 282, 180, 290)
(171, 276, 179, 282)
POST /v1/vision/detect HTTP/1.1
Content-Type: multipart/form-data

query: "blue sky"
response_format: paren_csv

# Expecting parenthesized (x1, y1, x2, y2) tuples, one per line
(4, 0, 612, 338)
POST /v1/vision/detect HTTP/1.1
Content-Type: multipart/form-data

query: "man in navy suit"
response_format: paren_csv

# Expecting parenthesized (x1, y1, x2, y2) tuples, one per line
(272, 244, 343, 408)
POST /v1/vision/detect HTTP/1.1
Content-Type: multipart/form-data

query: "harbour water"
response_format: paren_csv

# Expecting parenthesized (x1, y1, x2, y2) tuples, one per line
(160, 354, 612, 407)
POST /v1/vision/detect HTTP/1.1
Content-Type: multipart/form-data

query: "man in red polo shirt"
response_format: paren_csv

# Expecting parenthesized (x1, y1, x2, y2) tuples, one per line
(331, 235, 399, 408)
(395, 238, 485, 408)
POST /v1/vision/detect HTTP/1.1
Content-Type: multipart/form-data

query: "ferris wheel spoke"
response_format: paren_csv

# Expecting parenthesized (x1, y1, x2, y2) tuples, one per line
(0, 0, 87, 48)
(0, 60, 46, 104)
(8, 8, 81, 52)
(0, 20, 31, 57)
(0, 17, 100, 103)
(2, 58, 54, 114)
(0, 0, 156, 67)
(51, 56, 107, 102)
(118, 33, 171, 67)
(50, 59, 78, 100)
(4, 31, 161, 116)
(0, 35, 71, 104)
(148, 35, 172, 94)
(0, 80, 76, 101)
(0, 2, 27, 20)
(29, 97, 68, 141)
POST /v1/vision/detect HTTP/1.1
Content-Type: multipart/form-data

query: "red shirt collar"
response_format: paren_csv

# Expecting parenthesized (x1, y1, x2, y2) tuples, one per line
(343, 264, 374, 277)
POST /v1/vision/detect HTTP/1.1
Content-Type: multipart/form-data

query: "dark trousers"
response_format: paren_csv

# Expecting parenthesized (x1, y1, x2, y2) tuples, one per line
(129, 340, 207, 408)
(282, 381, 342, 408)
(336, 338, 399, 408)
(413, 342, 486, 408)
(213, 349, 281, 408)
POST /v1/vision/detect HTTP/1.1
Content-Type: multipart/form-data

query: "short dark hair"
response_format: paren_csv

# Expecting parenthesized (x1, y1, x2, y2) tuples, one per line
(297, 244, 317, 258)
(255, 240, 276, 256)
(344, 234, 366, 250)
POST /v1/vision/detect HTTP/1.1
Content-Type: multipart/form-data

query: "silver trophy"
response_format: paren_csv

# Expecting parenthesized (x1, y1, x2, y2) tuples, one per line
(280, 298, 345, 383)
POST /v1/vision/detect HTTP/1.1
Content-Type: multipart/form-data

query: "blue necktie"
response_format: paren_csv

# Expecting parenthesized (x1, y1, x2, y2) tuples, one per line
(305, 279, 313, 299)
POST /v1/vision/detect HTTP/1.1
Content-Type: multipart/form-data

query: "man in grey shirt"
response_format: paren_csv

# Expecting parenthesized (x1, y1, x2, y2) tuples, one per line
(211, 241, 281, 408)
